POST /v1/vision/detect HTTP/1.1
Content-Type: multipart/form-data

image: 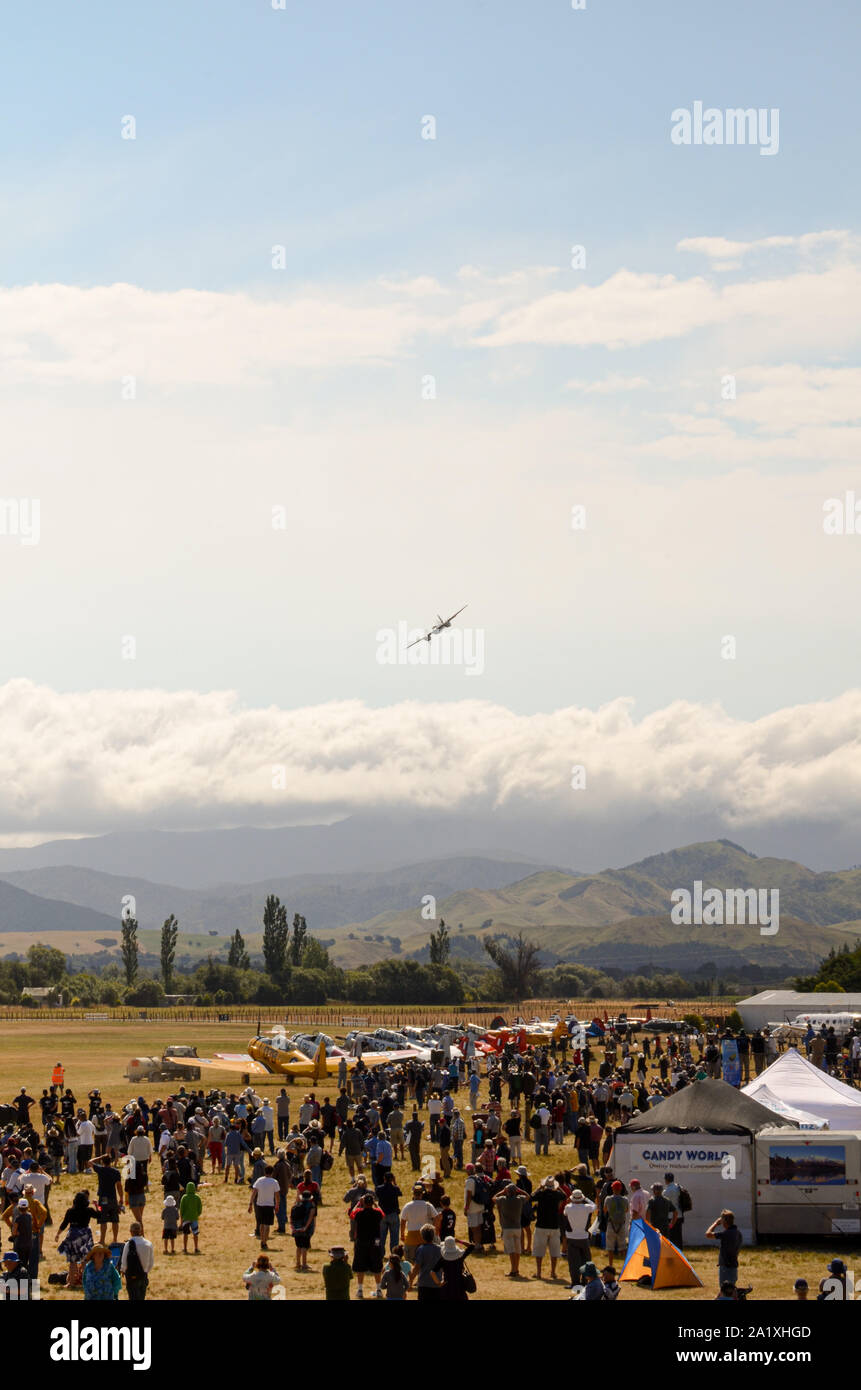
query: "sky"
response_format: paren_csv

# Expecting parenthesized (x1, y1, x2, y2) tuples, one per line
(0, 1, 859, 846)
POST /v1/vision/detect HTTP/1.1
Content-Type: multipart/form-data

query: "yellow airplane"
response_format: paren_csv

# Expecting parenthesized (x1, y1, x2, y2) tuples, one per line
(170, 1036, 419, 1084)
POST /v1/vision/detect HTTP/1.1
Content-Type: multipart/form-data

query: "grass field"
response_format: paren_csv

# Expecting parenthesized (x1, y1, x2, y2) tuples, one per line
(4, 1022, 855, 1303)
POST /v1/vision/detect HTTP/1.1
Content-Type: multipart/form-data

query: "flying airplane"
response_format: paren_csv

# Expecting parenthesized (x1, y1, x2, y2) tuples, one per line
(407, 604, 468, 648)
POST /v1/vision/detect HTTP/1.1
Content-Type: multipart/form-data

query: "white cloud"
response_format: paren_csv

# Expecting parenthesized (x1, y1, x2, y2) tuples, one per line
(4, 680, 861, 837)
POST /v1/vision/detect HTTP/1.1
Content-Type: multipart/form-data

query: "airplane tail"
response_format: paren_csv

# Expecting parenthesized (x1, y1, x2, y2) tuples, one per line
(312, 1038, 327, 1082)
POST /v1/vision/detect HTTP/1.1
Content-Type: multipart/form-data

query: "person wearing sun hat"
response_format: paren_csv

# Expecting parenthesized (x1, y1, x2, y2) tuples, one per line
(322, 1245, 352, 1300)
(571, 1260, 604, 1301)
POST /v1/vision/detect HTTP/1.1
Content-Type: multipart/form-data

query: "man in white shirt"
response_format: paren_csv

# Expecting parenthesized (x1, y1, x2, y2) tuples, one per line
(76, 1113, 95, 1168)
(121, 1222, 154, 1301)
(399, 1184, 438, 1260)
(563, 1189, 596, 1288)
(261, 1103, 275, 1154)
(128, 1126, 153, 1185)
(249, 1168, 280, 1248)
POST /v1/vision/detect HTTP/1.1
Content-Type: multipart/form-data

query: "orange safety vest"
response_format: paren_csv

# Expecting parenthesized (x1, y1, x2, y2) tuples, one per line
(52, 1066, 64, 1087)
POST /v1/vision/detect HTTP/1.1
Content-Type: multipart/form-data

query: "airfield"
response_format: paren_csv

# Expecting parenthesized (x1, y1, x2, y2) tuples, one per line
(3, 1017, 853, 1302)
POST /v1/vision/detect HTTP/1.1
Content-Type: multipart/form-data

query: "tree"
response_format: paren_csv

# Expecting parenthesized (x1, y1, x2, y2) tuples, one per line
(126, 979, 166, 1006)
(262, 895, 288, 978)
(289, 913, 308, 966)
(121, 915, 139, 988)
(483, 932, 542, 1005)
(227, 929, 250, 970)
(428, 918, 450, 966)
(160, 914, 179, 993)
(25, 943, 66, 986)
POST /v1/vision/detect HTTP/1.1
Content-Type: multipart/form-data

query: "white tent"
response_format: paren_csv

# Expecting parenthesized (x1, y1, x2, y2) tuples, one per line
(746, 1084, 828, 1129)
(744, 1049, 861, 1131)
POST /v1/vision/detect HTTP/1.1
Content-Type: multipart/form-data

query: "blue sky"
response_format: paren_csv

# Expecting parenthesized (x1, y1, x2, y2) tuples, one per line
(0, 2, 860, 844)
(2, 1, 857, 290)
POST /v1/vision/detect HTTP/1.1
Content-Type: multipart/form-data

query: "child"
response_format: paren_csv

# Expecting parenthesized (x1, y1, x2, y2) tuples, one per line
(178, 1181, 202, 1254)
(161, 1194, 178, 1255)
(438, 1194, 456, 1240)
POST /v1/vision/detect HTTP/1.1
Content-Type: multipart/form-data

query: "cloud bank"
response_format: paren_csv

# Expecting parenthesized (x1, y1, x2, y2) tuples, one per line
(4, 680, 861, 841)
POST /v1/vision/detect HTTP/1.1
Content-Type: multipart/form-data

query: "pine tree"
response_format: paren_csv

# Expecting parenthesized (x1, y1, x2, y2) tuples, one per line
(227, 928, 250, 970)
(429, 917, 450, 966)
(121, 914, 139, 988)
(262, 895, 289, 978)
(160, 914, 179, 992)
(290, 913, 308, 966)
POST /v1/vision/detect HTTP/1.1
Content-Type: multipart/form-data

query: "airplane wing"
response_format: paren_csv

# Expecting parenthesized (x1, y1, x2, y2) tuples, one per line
(335, 1049, 420, 1071)
(406, 634, 428, 649)
(171, 1053, 269, 1077)
(446, 604, 468, 622)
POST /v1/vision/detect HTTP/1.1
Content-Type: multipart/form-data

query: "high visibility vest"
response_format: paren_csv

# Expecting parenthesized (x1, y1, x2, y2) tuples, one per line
(52, 1066, 64, 1087)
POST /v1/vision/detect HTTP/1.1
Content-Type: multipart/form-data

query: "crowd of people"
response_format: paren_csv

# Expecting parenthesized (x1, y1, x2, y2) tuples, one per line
(0, 1015, 857, 1301)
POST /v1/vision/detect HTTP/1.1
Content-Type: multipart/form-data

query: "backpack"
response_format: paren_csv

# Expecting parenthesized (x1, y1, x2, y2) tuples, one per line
(320, 1150, 334, 1172)
(605, 1195, 628, 1230)
(677, 1186, 693, 1214)
(529, 1112, 542, 1130)
(471, 1174, 491, 1207)
(124, 1238, 145, 1279)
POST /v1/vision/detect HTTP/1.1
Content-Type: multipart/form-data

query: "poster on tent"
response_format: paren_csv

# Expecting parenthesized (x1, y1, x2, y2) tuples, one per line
(622, 1141, 745, 1176)
(768, 1144, 847, 1185)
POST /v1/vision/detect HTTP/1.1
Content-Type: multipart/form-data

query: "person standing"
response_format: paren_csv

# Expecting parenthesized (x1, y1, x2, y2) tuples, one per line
(121, 1222, 154, 1301)
(374, 1172, 402, 1255)
(705, 1209, 742, 1291)
(602, 1181, 629, 1261)
(645, 1183, 674, 1239)
(562, 1189, 596, 1288)
(350, 1192, 384, 1300)
(179, 1182, 202, 1255)
(250, 1167, 279, 1251)
(663, 1172, 685, 1248)
(322, 1245, 352, 1300)
(404, 1110, 424, 1173)
(276, 1089, 291, 1141)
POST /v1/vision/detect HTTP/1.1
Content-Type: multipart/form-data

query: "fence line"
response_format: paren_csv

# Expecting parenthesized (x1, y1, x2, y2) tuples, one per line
(0, 999, 732, 1027)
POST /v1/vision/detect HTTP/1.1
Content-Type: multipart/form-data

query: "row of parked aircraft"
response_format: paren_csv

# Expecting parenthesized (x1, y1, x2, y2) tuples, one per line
(169, 1017, 579, 1083)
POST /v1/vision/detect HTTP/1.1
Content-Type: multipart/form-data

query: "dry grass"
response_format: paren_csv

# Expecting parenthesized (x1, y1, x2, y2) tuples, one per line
(4, 1022, 854, 1302)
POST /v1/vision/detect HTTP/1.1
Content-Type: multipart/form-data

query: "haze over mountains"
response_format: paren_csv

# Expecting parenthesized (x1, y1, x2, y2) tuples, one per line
(0, 830, 859, 977)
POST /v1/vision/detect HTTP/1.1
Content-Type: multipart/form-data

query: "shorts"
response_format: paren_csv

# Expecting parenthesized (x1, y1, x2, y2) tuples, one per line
(181, 1220, 199, 1235)
(255, 1207, 274, 1227)
(532, 1228, 561, 1259)
(389, 1129, 404, 1146)
(162, 1227, 177, 1240)
(502, 1229, 521, 1254)
(98, 1202, 119, 1224)
(352, 1240, 383, 1274)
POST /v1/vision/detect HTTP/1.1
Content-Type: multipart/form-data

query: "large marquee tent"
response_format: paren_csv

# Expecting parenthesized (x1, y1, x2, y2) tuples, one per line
(743, 1048, 861, 1131)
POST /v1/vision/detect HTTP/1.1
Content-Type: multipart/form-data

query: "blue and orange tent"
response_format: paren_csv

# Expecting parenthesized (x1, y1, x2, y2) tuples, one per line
(619, 1219, 703, 1289)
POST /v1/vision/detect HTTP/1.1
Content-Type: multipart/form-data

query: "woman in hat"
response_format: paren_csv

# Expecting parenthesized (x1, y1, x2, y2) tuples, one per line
(82, 1243, 121, 1301)
(438, 1236, 476, 1301)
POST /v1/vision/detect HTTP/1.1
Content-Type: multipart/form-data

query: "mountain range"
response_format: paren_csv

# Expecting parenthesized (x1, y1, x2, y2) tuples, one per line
(0, 833, 860, 976)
